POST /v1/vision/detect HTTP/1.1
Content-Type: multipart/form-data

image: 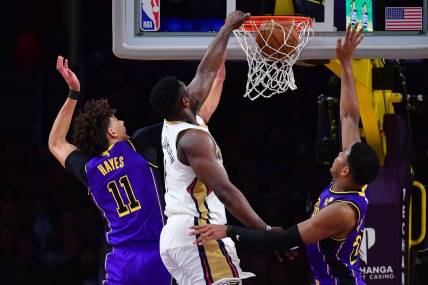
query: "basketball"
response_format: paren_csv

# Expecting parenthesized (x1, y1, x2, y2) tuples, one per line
(255, 21, 300, 60)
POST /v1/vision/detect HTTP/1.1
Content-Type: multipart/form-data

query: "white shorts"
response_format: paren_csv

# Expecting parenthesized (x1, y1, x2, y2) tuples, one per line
(160, 215, 255, 285)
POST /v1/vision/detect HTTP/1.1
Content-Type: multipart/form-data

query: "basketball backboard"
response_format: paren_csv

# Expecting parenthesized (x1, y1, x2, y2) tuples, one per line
(113, 0, 428, 60)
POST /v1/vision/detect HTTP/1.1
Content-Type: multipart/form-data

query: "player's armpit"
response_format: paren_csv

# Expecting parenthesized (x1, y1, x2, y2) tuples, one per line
(297, 202, 358, 244)
(49, 140, 77, 168)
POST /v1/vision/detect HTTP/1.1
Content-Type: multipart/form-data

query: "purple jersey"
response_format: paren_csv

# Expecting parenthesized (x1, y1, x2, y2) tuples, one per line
(86, 140, 165, 246)
(306, 183, 368, 285)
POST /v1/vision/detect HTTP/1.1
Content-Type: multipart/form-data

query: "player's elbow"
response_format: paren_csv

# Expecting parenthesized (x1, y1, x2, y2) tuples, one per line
(298, 221, 318, 245)
(340, 111, 359, 124)
(48, 136, 58, 153)
(48, 136, 65, 155)
(196, 68, 217, 82)
(212, 184, 234, 204)
(212, 187, 228, 202)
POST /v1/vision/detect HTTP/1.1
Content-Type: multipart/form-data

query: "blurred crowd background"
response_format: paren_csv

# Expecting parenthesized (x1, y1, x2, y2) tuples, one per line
(1, 1, 427, 284)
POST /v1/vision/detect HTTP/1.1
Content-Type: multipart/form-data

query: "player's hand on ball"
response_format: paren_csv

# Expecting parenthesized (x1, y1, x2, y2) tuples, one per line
(56, 55, 80, 92)
(190, 224, 227, 245)
(336, 23, 364, 62)
(225, 10, 250, 30)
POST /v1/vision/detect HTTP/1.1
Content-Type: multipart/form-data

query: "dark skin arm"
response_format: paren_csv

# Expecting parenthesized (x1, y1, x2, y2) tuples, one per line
(190, 202, 357, 246)
(297, 202, 357, 243)
(198, 56, 226, 124)
(178, 129, 266, 229)
(186, 11, 250, 112)
(337, 23, 364, 150)
(190, 27, 365, 246)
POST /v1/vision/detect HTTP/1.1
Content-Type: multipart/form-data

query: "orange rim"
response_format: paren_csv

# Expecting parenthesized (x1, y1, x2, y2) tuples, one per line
(241, 16, 312, 32)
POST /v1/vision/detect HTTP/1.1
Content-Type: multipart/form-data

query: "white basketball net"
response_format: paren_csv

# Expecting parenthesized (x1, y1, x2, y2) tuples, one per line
(233, 19, 313, 100)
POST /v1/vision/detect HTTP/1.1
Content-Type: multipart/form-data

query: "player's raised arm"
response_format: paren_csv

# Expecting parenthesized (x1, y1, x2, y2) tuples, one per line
(187, 11, 249, 111)
(179, 129, 267, 230)
(198, 54, 226, 124)
(336, 24, 364, 150)
(48, 56, 80, 167)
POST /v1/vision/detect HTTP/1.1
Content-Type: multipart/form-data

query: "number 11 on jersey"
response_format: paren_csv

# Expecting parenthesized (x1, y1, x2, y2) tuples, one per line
(107, 175, 141, 217)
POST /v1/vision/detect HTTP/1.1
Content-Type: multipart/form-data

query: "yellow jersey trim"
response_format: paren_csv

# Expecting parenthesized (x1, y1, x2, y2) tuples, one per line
(149, 162, 159, 168)
(328, 200, 361, 241)
(329, 185, 366, 197)
(101, 143, 116, 157)
(126, 139, 137, 151)
(165, 118, 206, 127)
(165, 120, 181, 125)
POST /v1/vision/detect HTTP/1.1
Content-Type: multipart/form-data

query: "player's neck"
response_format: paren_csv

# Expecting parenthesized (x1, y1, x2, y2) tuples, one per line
(174, 109, 197, 125)
(332, 180, 359, 193)
(108, 136, 129, 146)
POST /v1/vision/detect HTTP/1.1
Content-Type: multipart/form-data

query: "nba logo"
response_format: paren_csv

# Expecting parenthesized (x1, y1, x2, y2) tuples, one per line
(141, 0, 160, 31)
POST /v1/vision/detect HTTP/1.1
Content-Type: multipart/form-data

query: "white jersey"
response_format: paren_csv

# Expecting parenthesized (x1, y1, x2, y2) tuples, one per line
(161, 115, 227, 225)
(160, 116, 255, 284)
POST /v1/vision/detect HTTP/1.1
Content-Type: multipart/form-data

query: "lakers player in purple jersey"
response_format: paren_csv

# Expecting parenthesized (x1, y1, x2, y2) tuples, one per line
(190, 24, 381, 285)
(48, 55, 225, 285)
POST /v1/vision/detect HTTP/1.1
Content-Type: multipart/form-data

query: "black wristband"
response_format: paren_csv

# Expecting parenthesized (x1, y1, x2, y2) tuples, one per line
(68, 90, 80, 100)
(226, 225, 232, 237)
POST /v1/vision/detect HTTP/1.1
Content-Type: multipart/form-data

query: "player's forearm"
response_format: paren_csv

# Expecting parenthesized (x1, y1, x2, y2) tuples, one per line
(198, 77, 224, 123)
(48, 98, 78, 148)
(196, 26, 233, 78)
(227, 225, 304, 251)
(216, 187, 267, 229)
(339, 60, 360, 122)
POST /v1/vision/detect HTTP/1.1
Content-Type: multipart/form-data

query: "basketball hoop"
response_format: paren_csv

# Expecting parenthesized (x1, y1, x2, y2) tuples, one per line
(233, 16, 313, 100)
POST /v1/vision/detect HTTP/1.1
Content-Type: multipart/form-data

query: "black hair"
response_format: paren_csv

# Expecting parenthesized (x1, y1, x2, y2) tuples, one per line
(347, 142, 380, 185)
(72, 99, 116, 157)
(150, 76, 182, 119)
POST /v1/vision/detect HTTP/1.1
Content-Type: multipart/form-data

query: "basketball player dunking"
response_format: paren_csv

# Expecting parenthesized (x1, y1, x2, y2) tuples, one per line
(191, 24, 381, 285)
(149, 10, 273, 285)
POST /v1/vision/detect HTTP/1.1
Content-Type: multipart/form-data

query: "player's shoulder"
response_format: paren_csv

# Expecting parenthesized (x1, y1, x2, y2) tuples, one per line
(178, 128, 214, 152)
(180, 128, 211, 143)
(66, 149, 92, 167)
(124, 138, 138, 151)
(330, 201, 357, 215)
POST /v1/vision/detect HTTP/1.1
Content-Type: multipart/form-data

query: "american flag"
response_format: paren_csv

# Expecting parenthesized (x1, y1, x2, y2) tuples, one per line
(385, 7, 423, 31)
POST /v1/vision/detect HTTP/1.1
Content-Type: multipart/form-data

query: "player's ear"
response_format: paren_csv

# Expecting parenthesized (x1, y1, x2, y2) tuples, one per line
(181, 95, 191, 108)
(107, 127, 118, 139)
(341, 166, 351, 177)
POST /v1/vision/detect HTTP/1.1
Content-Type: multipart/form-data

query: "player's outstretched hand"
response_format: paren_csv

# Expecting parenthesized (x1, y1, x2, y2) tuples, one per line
(56, 55, 80, 92)
(336, 23, 364, 62)
(224, 10, 250, 30)
(190, 224, 227, 245)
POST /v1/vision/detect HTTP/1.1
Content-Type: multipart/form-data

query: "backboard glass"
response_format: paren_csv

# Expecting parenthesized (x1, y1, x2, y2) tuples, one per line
(113, 0, 428, 60)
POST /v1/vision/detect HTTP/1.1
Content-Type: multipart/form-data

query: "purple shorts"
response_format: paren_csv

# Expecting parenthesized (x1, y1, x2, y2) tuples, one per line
(104, 242, 172, 285)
